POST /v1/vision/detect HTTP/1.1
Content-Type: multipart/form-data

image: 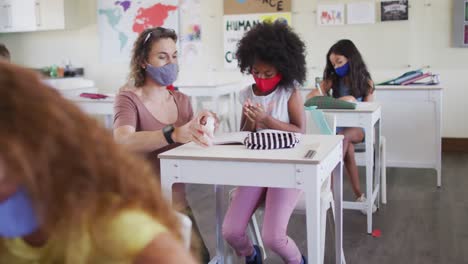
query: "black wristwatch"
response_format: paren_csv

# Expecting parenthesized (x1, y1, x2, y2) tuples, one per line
(162, 125, 175, 144)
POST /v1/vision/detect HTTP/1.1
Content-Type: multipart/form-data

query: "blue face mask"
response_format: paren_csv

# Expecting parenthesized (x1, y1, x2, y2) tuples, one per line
(146, 63, 178, 86)
(0, 188, 39, 238)
(334, 62, 350, 77)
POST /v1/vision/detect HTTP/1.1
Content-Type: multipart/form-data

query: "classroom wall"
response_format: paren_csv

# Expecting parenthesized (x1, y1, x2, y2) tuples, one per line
(0, 0, 467, 137)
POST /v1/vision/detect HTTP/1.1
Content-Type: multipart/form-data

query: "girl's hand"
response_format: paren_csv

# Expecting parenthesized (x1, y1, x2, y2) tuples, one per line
(247, 104, 269, 124)
(243, 99, 256, 123)
(243, 106, 255, 124)
(244, 98, 254, 108)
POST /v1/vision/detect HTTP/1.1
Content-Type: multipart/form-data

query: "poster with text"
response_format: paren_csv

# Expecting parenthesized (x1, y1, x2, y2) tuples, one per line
(223, 12, 291, 69)
(380, 0, 408, 22)
(317, 4, 345, 26)
(224, 0, 291, 15)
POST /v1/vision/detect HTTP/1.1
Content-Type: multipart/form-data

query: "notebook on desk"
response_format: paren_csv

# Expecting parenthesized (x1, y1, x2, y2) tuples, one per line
(212, 130, 302, 148)
(212, 131, 250, 145)
(400, 72, 432, 85)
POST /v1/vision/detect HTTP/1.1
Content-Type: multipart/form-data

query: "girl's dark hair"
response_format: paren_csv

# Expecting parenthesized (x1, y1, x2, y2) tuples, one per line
(129, 27, 177, 87)
(323, 39, 373, 98)
(236, 21, 307, 87)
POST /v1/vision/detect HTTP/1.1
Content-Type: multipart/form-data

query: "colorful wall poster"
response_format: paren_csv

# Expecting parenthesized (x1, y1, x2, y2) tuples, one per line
(98, 0, 179, 62)
(317, 4, 345, 26)
(223, 12, 291, 69)
(223, 0, 291, 69)
(179, 0, 202, 66)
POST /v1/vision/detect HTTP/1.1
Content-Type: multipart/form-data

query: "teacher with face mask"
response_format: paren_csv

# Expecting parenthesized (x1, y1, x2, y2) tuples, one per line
(113, 27, 213, 263)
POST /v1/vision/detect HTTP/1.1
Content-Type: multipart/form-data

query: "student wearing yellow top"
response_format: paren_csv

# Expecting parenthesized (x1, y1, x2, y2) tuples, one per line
(0, 62, 197, 264)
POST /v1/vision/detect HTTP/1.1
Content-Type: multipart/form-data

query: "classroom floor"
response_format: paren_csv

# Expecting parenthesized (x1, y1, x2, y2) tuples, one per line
(187, 152, 468, 264)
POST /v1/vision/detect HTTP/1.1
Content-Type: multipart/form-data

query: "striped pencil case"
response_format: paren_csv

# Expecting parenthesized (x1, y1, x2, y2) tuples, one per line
(244, 131, 301, 150)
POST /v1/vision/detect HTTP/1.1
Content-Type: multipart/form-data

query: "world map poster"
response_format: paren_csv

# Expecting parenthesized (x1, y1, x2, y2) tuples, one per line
(98, 0, 179, 62)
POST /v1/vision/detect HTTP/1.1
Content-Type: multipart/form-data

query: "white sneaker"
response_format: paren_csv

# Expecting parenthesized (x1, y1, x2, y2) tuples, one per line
(356, 194, 377, 215)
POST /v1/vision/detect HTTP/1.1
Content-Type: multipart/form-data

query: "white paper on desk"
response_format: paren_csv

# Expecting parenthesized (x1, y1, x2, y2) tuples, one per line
(212, 131, 250, 145)
(346, 2, 375, 25)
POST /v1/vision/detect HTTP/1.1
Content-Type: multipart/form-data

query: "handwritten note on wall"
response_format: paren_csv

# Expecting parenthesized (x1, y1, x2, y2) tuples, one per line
(347, 2, 375, 25)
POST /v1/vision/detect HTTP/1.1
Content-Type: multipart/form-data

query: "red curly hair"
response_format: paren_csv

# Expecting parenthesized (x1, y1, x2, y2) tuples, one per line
(0, 62, 181, 248)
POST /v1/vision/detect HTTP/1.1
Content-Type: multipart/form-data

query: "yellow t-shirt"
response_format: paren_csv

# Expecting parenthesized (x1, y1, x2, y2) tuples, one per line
(0, 209, 167, 264)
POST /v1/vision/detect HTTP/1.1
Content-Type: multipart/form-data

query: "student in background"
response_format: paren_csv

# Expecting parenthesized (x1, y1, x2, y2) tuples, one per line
(0, 62, 196, 264)
(306, 39, 375, 213)
(0, 44, 10, 62)
(113, 27, 213, 263)
(222, 21, 307, 264)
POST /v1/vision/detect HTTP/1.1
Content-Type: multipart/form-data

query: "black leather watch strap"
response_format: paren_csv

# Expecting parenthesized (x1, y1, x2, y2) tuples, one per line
(162, 125, 175, 144)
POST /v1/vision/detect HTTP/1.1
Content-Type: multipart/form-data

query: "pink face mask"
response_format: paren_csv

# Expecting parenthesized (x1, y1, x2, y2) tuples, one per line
(253, 73, 282, 93)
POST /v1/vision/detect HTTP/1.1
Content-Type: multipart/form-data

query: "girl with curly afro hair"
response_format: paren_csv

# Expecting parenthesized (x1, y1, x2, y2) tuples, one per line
(222, 21, 308, 264)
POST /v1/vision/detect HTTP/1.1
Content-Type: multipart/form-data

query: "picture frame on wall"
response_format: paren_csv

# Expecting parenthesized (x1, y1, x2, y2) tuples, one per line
(465, 1, 468, 22)
(380, 0, 409, 22)
(465, 25, 468, 44)
(453, 0, 468, 47)
(465, 1, 468, 21)
(347, 2, 375, 25)
(464, 0, 468, 45)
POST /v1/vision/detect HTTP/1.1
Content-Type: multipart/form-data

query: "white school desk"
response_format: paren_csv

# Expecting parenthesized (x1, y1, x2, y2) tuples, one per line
(67, 96, 115, 128)
(159, 134, 344, 264)
(322, 102, 382, 234)
(375, 85, 443, 187)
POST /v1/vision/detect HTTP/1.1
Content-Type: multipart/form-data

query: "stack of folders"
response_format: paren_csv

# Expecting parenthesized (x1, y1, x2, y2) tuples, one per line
(378, 70, 440, 86)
